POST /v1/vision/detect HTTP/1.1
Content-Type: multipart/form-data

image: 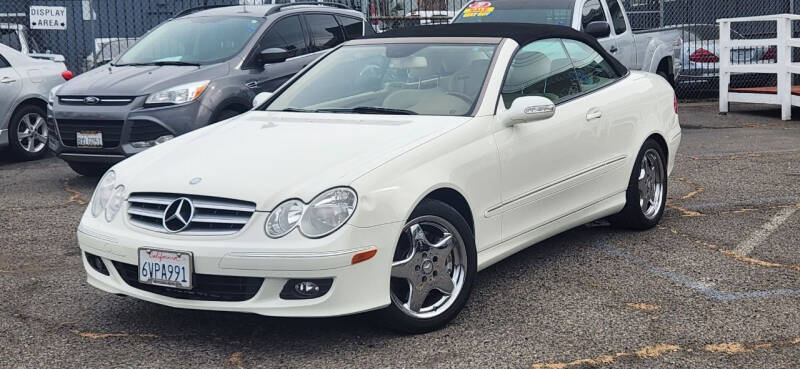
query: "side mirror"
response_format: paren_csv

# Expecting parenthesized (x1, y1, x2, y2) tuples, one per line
(259, 48, 290, 65)
(585, 21, 611, 38)
(502, 96, 555, 127)
(252, 92, 273, 108)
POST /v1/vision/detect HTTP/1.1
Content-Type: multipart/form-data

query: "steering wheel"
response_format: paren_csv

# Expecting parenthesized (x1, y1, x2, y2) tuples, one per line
(445, 91, 473, 105)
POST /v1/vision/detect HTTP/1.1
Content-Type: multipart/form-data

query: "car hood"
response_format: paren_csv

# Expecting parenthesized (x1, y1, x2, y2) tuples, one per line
(57, 62, 229, 96)
(116, 111, 470, 210)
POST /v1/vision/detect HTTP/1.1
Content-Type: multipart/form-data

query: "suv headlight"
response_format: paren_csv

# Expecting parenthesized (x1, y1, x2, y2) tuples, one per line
(48, 85, 62, 106)
(264, 187, 357, 239)
(145, 80, 209, 107)
(91, 170, 116, 217)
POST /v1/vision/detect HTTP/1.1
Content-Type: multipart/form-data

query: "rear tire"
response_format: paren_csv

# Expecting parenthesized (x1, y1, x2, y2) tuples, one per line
(378, 199, 476, 334)
(8, 104, 49, 161)
(609, 139, 668, 230)
(67, 161, 111, 177)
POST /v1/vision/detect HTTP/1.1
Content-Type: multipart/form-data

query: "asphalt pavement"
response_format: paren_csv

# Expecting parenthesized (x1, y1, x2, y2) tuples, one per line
(1, 102, 799, 368)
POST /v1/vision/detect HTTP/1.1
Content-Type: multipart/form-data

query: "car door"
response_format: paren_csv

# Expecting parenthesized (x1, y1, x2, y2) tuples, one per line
(492, 39, 614, 240)
(580, 0, 615, 53)
(605, 0, 635, 67)
(0, 52, 22, 130)
(248, 15, 316, 93)
(304, 13, 347, 53)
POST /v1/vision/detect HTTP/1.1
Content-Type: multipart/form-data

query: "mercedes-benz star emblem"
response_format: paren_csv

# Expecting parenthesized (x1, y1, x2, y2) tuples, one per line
(84, 96, 100, 105)
(162, 197, 194, 233)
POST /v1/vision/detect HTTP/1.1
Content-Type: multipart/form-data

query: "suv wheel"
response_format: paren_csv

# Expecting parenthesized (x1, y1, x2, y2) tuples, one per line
(8, 104, 49, 161)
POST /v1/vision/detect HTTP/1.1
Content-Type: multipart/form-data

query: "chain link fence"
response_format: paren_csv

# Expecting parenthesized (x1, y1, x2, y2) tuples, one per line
(0, 0, 797, 98)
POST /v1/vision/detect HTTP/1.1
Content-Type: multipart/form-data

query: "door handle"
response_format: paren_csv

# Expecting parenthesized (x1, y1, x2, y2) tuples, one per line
(0, 77, 16, 84)
(609, 46, 618, 53)
(586, 109, 603, 121)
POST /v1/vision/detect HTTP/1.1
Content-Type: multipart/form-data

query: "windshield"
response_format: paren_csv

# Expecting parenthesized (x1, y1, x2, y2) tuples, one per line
(453, 0, 573, 26)
(116, 16, 263, 65)
(265, 43, 497, 116)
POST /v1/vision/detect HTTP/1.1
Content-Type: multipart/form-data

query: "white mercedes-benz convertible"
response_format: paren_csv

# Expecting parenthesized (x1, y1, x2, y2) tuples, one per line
(78, 23, 681, 333)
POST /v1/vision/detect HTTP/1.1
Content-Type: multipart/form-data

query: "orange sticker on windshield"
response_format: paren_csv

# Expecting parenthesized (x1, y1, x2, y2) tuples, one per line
(463, 1, 494, 17)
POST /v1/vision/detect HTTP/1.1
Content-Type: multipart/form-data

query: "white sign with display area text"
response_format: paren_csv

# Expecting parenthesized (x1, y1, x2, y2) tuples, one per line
(30, 6, 67, 30)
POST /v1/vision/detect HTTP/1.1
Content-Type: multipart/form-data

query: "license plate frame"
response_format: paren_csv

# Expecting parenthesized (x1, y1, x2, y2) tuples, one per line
(76, 130, 103, 148)
(138, 248, 193, 289)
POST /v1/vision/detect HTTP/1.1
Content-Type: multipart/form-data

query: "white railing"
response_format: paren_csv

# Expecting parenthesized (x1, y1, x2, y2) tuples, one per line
(718, 14, 800, 121)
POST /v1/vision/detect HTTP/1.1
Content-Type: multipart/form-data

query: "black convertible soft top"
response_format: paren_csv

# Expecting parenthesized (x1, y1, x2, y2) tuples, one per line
(372, 23, 628, 76)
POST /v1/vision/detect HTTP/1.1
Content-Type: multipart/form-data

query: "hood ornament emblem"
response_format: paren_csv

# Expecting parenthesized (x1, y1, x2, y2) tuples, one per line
(84, 96, 100, 105)
(189, 177, 202, 185)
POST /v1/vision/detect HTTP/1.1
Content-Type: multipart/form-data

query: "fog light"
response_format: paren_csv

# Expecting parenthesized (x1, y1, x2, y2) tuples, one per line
(280, 278, 333, 300)
(295, 281, 319, 296)
(130, 135, 174, 148)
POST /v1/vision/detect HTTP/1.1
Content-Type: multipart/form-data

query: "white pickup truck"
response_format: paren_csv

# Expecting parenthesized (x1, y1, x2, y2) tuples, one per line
(452, 0, 682, 85)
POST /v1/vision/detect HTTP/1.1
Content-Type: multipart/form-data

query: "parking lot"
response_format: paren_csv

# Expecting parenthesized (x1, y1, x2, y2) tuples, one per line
(0, 102, 798, 368)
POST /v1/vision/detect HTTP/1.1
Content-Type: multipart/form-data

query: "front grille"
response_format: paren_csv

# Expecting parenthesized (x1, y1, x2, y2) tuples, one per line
(59, 96, 134, 106)
(56, 119, 123, 148)
(127, 193, 256, 235)
(129, 120, 173, 142)
(113, 261, 263, 302)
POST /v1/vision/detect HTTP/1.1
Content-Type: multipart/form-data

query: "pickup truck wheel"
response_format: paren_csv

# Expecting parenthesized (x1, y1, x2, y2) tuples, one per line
(657, 70, 674, 87)
(8, 104, 49, 161)
(379, 199, 476, 334)
(67, 161, 112, 177)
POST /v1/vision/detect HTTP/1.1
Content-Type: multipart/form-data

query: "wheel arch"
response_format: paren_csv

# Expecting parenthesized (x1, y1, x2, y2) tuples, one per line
(211, 100, 251, 122)
(644, 132, 669, 167)
(413, 187, 475, 235)
(11, 97, 48, 121)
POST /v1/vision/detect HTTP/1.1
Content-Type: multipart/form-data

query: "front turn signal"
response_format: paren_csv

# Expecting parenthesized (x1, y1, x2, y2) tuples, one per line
(351, 249, 377, 265)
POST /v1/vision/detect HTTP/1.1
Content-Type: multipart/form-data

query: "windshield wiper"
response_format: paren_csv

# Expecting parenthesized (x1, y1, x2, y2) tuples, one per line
(316, 106, 418, 115)
(113, 61, 200, 67)
(281, 108, 315, 112)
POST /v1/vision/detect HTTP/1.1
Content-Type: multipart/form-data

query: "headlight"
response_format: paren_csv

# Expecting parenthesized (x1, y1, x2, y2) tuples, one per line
(265, 199, 304, 238)
(104, 185, 126, 222)
(91, 170, 116, 217)
(144, 80, 209, 107)
(264, 187, 358, 239)
(299, 187, 358, 238)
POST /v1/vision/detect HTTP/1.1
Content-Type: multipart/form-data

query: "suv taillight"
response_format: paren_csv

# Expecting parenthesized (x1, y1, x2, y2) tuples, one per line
(61, 71, 73, 80)
(689, 48, 719, 63)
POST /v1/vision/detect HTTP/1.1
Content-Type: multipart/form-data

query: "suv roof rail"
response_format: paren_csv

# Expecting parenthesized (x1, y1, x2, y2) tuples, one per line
(265, 2, 351, 16)
(173, 4, 231, 18)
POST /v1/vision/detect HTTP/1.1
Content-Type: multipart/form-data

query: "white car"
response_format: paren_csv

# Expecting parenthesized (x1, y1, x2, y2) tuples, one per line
(0, 43, 71, 160)
(78, 23, 681, 333)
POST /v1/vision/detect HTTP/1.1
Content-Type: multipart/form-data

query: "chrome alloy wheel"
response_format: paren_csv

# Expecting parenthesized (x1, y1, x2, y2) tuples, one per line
(16, 113, 48, 153)
(638, 148, 665, 220)
(390, 215, 467, 319)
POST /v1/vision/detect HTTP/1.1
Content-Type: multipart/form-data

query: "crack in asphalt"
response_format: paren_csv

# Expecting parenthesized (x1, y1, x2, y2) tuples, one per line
(63, 178, 88, 206)
(657, 224, 800, 273)
(666, 177, 704, 217)
(530, 337, 800, 369)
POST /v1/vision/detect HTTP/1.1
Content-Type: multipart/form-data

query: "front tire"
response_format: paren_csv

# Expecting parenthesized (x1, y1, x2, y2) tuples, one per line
(610, 139, 668, 230)
(379, 199, 477, 334)
(8, 104, 49, 161)
(67, 161, 111, 177)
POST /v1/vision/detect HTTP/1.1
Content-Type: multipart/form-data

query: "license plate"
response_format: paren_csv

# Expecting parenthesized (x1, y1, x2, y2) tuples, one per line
(76, 131, 103, 148)
(138, 248, 193, 289)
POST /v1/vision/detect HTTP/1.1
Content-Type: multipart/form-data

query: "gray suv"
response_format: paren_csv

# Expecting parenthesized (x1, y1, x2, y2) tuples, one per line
(48, 3, 373, 176)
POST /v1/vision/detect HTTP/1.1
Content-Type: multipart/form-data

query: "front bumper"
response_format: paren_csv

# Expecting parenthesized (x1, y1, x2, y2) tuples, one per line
(77, 212, 400, 317)
(48, 97, 214, 164)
